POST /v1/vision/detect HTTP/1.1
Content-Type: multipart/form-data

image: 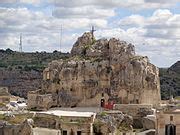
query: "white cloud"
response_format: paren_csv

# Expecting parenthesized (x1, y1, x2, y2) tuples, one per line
(50, 0, 179, 23)
(116, 9, 180, 39)
(53, 6, 115, 19)
(0, 33, 19, 49)
(145, 10, 180, 39)
(0, 0, 41, 4)
(145, 0, 179, 4)
(0, 0, 17, 4)
(7, 0, 172, 10)
(0, 32, 78, 52)
(0, 7, 108, 33)
(116, 15, 145, 27)
(52, 0, 178, 10)
(20, 0, 41, 4)
(98, 9, 180, 67)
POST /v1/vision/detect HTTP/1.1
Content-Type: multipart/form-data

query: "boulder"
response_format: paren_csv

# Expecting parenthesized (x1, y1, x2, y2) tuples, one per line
(142, 117, 155, 130)
(95, 111, 133, 134)
(19, 119, 33, 135)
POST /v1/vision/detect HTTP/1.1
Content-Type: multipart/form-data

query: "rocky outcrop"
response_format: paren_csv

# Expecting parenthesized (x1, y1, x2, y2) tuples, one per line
(142, 117, 155, 130)
(94, 111, 133, 134)
(28, 32, 161, 109)
(19, 119, 33, 135)
(0, 69, 42, 98)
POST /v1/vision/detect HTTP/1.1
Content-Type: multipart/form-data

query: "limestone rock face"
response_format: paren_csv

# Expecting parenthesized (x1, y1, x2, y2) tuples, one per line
(28, 32, 161, 109)
(71, 32, 94, 56)
(94, 112, 133, 134)
(141, 117, 155, 130)
(19, 119, 33, 135)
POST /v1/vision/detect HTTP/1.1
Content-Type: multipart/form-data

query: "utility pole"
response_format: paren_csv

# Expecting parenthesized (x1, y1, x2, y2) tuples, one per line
(19, 33, 22, 52)
(60, 25, 63, 52)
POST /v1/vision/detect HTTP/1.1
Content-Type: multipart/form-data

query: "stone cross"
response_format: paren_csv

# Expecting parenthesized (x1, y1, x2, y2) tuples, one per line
(91, 26, 96, 39)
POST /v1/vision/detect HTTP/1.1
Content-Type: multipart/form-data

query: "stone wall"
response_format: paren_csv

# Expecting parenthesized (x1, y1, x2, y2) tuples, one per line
(61, 122, 92, 135)
(0, 125, 21, 135)
(33, 113, 60, 129)
(0, 120, 33, 135)
(113, 104, 153, 117)
(32, 128, 61, 135)
(28, 91, 55, 110)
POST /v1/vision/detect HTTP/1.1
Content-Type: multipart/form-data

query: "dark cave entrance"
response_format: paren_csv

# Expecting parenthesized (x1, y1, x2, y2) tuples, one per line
(100, 99, 105, 107)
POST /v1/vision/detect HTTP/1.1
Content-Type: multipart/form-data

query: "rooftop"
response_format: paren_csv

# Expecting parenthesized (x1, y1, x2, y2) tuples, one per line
(39, 110, 96, 117)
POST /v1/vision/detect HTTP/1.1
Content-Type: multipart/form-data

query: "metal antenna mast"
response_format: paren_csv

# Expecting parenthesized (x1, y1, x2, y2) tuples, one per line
(60, 25, 63, 52)
(19, 33, 22, 52)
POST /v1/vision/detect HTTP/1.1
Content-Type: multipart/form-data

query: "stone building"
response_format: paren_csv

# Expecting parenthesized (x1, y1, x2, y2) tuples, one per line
(0, 119, 33, 135)
(156, 109, 180, 135)
(28, 32, 161, 110)
(33, 110, 96, 135)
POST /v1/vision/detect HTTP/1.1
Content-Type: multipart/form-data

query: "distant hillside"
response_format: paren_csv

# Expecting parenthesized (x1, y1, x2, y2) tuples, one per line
(160, 61, 180, 100)
(0, 49, 69, 71)
(0, 49, 69, 98)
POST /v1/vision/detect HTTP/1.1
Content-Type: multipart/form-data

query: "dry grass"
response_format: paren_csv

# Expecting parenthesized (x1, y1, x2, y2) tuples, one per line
(0, 113, 33, 124)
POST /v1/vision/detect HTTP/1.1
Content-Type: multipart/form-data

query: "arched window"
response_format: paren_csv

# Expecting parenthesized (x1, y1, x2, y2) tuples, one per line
(165, 124, 176, 135)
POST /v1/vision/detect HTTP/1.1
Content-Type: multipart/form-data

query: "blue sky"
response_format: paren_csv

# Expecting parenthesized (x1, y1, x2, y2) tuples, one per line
(0, 0, 180, 67)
